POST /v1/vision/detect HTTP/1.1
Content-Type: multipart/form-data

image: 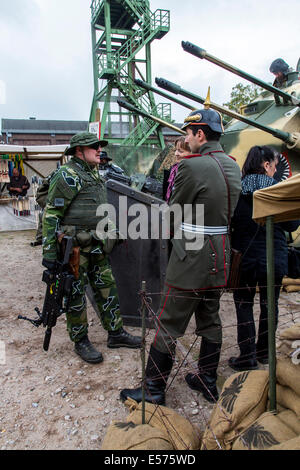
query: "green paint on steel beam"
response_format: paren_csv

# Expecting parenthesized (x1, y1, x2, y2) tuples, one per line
(89, 0, 171, 148)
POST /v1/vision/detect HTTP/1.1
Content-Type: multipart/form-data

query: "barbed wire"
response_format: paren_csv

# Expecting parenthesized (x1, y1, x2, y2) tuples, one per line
(134, 285, 300, 450)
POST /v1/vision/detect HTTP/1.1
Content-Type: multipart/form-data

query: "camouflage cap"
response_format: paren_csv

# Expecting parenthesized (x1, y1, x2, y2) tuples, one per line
(269, 58, 289, 74)
(65, 132, 108, 155)
(181, 108, 224, 133)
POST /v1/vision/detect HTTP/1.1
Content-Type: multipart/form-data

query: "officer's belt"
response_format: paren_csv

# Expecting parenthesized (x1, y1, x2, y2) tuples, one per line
(180, 223, 229, 235)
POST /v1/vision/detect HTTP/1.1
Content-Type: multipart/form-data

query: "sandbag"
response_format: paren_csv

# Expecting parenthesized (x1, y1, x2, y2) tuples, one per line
(101, 421, 173, 450)
(124, 398, 201, 450)
(283, 285, 300, 292)
(277, 339, 300, 360)
(276, 358, 300, 396)
(201, 370, 269, 450)
(277, 409, 300, 435)
(276, 384, 300, 418)
(282, 277, 300, 286)
(267, 435, 300, 450)
(232, 412, 297, 450)
(277, 325, 300, 361)
(279, 323, 300, 340)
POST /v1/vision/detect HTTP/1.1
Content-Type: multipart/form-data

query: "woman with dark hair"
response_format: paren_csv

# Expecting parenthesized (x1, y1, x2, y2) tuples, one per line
(229, 145, 299, 371)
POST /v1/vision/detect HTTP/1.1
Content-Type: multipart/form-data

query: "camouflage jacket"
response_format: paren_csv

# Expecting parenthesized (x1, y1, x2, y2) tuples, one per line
(42, 156, 106, 261)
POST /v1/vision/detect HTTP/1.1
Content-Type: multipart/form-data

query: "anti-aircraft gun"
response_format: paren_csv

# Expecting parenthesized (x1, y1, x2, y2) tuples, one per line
(133, 43, 300, 173)
(160, 41, 300, 173)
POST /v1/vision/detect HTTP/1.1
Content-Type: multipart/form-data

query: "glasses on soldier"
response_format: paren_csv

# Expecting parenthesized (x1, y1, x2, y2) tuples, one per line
(88, 143, 101, 151)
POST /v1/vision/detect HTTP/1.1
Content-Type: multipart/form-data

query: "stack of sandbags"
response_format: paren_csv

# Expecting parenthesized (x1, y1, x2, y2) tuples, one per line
(275, 357, 300, 419)
(101, 398, 201, 450)
(201, 370, 269, 450)
(231, 332, 300, 451)
(282, 277, 300, 293)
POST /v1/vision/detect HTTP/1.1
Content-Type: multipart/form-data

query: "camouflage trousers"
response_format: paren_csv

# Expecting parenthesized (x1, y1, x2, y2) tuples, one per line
(66, 251, 123, 342)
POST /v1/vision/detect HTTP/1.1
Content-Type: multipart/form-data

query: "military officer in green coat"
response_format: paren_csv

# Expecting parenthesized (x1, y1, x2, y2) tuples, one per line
(42, 132, 141, 363)
(121, 108, 241, 404)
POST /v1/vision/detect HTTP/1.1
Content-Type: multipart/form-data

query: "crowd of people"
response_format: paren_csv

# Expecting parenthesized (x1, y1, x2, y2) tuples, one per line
(35, 59, 299, 406)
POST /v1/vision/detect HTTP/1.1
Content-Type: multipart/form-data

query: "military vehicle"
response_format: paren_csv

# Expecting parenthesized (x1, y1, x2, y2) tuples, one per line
(129, 41, 300, 174)
(181, 41, 300, 173)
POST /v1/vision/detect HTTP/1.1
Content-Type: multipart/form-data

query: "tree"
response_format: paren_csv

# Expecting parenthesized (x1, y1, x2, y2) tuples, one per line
(223, 83, 262, 112)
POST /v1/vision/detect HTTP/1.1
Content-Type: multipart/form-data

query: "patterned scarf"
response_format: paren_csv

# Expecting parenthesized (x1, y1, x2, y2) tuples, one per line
(241, 173, 277, 195)
(166, 163, 179, 203)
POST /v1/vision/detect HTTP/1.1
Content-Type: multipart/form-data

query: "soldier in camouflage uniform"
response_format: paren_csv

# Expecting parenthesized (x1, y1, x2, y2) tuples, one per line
(42, 132, 141, 363)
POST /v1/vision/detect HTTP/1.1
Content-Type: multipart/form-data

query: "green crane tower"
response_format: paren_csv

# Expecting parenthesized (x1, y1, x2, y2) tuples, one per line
(90, 0, 171, 148)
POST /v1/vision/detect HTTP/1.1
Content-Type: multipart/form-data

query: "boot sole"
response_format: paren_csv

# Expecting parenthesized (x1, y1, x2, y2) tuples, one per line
(120, 389, 165, 406)
(228, 362, 258, 372)
(257, 358, 269, 365)
(107, 343, 141, 349)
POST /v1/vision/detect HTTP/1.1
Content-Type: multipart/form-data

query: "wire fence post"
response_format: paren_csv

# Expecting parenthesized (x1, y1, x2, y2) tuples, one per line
(266, 215, 276, 412)
(141, 280, 146, 424)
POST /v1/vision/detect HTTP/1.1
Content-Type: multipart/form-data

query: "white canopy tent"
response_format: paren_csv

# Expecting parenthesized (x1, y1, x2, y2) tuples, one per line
(0, 144, 68, 179)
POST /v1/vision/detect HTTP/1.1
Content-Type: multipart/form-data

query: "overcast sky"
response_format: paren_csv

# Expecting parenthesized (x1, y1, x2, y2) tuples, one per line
(1, 0, 300, 131)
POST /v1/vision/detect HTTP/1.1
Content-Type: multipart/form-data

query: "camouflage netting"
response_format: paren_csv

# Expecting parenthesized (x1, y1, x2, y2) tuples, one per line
(104, 144, 174, 178)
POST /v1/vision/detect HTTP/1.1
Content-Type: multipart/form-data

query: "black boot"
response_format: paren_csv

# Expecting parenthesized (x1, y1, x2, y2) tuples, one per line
(120, 345, 173, 405)
(229, 299, 258, 371)
(107, 327, 141, 349)
(185, 338, 221, 403)
(74, 335, 103, 364)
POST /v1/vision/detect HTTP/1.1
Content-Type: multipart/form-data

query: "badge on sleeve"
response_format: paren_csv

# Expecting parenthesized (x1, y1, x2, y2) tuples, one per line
(54, 198, 65, 208)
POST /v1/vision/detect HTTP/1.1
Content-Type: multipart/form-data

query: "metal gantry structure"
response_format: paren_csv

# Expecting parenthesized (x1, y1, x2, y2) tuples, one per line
(90, 0, 171, 148)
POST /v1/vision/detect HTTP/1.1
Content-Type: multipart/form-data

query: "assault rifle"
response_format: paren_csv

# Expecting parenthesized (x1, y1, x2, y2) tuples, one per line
(18, 236, 74, 351)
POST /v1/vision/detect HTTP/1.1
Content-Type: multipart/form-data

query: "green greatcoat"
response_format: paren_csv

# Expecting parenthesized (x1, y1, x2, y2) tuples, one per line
(42, 156, 123, 342)
(153, 141, 241, 353)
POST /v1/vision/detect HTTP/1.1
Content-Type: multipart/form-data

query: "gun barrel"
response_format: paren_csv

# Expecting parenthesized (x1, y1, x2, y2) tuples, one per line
(117, 99, 185, 135)
(182, 41, 300, 106)
(155, 77, 295, 145)
(134, 79, 194, 110)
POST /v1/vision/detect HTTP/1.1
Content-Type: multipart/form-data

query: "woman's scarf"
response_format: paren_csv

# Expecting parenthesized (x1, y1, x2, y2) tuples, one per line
(241, 173, 277, 195)
(166, 163, 179, 203)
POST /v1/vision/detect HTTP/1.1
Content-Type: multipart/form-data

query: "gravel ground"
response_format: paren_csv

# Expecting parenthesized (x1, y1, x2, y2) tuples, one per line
(0, 230, 299, 450)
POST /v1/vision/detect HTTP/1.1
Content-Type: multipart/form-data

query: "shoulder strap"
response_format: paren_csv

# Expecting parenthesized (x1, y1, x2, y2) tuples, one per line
(208, 153, 231, 229)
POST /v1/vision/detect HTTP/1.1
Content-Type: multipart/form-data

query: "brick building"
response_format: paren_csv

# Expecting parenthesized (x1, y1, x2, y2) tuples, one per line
(1, 118, 89, 146)
(0, 118, 182, 147)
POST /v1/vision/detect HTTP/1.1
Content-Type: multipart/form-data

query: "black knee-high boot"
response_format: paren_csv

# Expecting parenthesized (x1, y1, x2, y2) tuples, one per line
(120, 345, 173, 406)
(229, 299, 258, 371)
(185, 338, 221, 403)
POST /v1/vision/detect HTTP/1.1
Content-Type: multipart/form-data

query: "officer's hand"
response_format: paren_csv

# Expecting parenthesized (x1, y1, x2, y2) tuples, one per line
(42, 258, 56, 272)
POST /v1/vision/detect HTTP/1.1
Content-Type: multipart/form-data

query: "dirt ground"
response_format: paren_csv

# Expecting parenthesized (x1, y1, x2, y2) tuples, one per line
(0, 230, 299, 450)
